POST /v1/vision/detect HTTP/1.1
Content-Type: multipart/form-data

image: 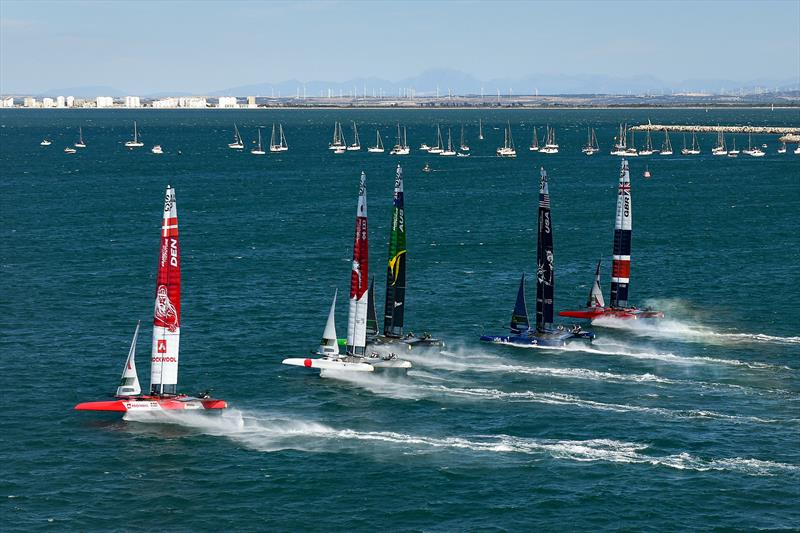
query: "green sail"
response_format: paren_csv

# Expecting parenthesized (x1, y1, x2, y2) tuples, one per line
(383, 164, 407, 337)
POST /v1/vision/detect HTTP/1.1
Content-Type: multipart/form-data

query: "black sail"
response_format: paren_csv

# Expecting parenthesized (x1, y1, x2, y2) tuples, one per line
(366, 276, 378, 337)
(383, 164, 407, 337)
(535, 168, 555, 331)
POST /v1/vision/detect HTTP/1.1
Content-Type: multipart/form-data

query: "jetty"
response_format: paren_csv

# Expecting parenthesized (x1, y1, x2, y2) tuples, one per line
(630, 123, 800, 143)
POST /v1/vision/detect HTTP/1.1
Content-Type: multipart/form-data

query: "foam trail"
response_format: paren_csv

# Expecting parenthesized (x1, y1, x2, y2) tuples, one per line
(123, 410, 797, 476)
(593, 315, 800, 348)
(419, 386, 781, 424)
(406, 350, 789, 395)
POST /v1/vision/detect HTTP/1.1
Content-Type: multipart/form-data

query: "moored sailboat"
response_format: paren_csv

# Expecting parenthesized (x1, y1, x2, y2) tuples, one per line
(75, 126, 87, 148)
(582, 127, 599, 155)
(560, 160, 664, 322)
(496, 121, 517, 157)
(660, 130, 673, 155)
(529, 126, 540, 151)
(440, 128, 457, 156)
(329, 121, 347, 151)
(228, 123, 245, 149)
(125, 121, 144, 148)
(459, 124, 470, 152)
(539, 125, 559, 154)
(75, 186, 227, 412)
(348, 121, 361, 151)
(480, 168, 595, 347)
(428, 124, 444, 154)
(251, 128, 266, 155)
(389, 124, 410, 155)
(368, 129, 385, 153)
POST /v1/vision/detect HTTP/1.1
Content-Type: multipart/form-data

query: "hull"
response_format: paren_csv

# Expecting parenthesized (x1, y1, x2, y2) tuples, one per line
(559, 307, 664, 320)
(480, 328, 594, 348)
(371, 334, 444, 349)
(282, 357, 374, 372)
(74, 395, 227, 412)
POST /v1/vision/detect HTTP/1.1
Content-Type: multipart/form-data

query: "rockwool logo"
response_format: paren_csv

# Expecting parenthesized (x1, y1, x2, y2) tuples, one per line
(157, 339, 167, 353)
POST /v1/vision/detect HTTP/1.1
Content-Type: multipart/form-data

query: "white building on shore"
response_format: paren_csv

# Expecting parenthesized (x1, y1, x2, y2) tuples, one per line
(43, 97, 55, 108)
(66, 96, 75, 107)
(124, 96, 141, 108)
(96, 96, 114, 108)
(217, 96, 238, 108)
(24, 97, 37, 108)
(2, 97, 14, 108)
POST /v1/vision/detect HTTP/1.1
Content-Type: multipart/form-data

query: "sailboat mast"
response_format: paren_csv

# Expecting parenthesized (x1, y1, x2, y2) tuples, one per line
(150, 186, 181, 395)
(346, 172, 369, 356)
(383, 164, 407, 337)
(609, 159, 632, 308)
(535, 168, 555, 331)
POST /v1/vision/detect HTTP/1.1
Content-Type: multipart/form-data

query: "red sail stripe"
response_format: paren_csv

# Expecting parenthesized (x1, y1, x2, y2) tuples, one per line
(611, 259, 630, 278)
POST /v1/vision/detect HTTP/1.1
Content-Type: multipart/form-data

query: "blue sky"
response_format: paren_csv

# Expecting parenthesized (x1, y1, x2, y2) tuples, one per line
(1, 0, 798, 94)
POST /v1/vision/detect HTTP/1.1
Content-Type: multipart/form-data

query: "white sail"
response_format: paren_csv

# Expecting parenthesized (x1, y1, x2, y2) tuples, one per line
(116, 321, 142, 396)
(589, 267, 605, 308)
(318, 289, 340, 356)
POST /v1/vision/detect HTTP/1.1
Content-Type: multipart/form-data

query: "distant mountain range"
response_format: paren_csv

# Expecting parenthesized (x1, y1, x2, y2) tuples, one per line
(35, 68, 799, 98)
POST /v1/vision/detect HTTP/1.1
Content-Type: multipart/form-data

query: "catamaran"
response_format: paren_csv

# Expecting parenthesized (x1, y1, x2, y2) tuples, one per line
(348, 122, 361, 151)
(269, 123, 288, 152)
(480, 168, 595, 348)
(251, 128, 266, 155)
(428, 124, 444, 154)
(660, 130, 673, 155)
(582, 127, 599, 155)
(529, 126, 539, 151)
(440, 128, 457, 156)
(283, 172, 412, 371)
(539, 125, 559, 154)
(560, 160, 664, 322)
(125, 121, 144, 148)
(496, 121, 517, 157)
(329, 121, 347, 151)
(370, 165, 443, 349)
(75, 186, 228, 412)
(368, 129, 385, 153)
(228, 123, 245, 149)
(75, 126, 86, 148)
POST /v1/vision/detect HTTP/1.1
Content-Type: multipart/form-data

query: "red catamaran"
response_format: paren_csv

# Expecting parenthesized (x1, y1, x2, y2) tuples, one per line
(75, 186, 227, 412)
(560, 160, 663, 321)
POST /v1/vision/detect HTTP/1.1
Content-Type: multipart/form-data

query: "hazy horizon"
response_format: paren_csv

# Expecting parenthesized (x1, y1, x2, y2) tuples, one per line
(1, 0, 798, 95)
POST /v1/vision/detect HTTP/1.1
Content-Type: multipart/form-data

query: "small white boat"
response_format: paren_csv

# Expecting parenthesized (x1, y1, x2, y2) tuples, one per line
(643, 166, 651, 178)
(329, 121, 347, 150)
(347, 121, 361, 151)
(228, 123, 245, 149)
(251, 128, 266, 155)
(582, 127, 599, 155)
(419, 143, 431, 152)
(422, 163, 431, 173)
(496, 121, 517, 158)
(40, 139, 52, 146)
(660, 130, 673, 156)
(529, 126, 539, 151)
(440, 128, 457, 156)
(125, 121, 144, 148)
(428, 124, 444, 154)
(74, 126, 86, 148)
(151, 145, 163, 154)
(778, 142, 787, 154)
(64, 146, 77, 154)
(368, 129, 385, 153)
(539, 125, 559, 154)
(794, 145, 800, 155)
(269, 123, 289, 152)
(459, 124, 470, 152)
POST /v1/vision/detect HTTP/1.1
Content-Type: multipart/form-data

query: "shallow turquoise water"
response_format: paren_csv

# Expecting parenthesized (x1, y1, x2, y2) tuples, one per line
(1, 108, 799, 531)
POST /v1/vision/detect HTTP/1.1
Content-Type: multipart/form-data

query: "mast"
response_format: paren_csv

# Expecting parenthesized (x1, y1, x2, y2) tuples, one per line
(535, 168, 554, 332)
(270, 123, 277, 148)
(134, 121, 138, 143)
(366, 277, 378, 337)
(587, 258, 605, 308)
(510, 274, 530, 334)
(150, 185, 181, 395)
(346, 172, 369, 356)
(609, 159, 632, 308)
(280, 124, 287, 149)
(383, 164, 406, 337)
(116, 321, 141, 396)
(479, 118, 484, 140)
(531, 126, 538, 149)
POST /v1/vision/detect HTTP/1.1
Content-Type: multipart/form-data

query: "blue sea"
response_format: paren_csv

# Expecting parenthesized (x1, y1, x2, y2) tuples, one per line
(1, 108, 798, 531)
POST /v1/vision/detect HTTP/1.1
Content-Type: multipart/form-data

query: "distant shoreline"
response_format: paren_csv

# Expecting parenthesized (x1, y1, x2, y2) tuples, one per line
(3, 104, 799, 111)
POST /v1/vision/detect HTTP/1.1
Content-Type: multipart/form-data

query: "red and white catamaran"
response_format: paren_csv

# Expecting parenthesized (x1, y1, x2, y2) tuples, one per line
(560, 160, 663, 321)
(75, 186, 227, 412)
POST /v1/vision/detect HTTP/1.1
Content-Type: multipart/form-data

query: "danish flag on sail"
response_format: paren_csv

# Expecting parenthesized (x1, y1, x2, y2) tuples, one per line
(347, 172, 369, 356)
(150, 186, 181, 395)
